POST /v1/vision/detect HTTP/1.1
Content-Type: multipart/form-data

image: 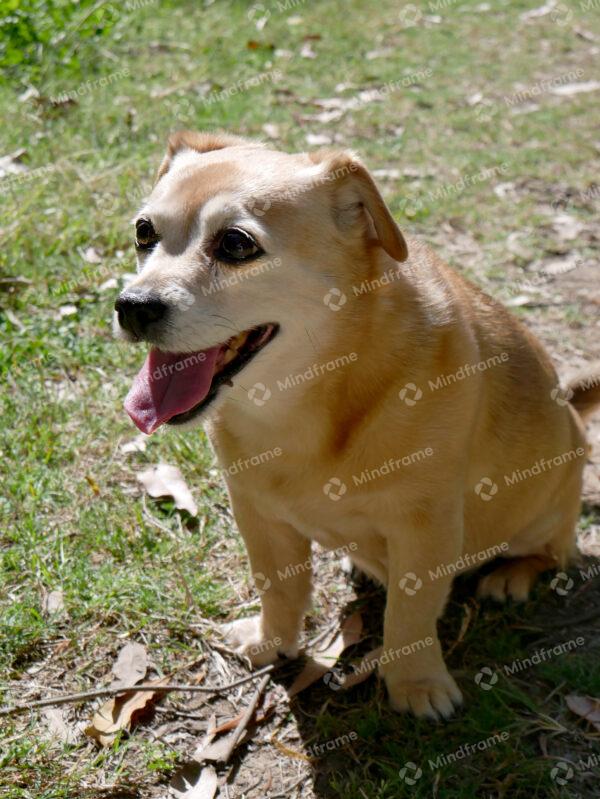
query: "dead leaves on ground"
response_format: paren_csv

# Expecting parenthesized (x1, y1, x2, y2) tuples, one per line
(566, 695, 600, 733)
(74, 613, 366, 790)
(137, 463, 198, 516)
(111, 641, 149, 689)
(85, 642, 166, 746)
(287, 612, 363, 697)
(170, 764, 218, 799)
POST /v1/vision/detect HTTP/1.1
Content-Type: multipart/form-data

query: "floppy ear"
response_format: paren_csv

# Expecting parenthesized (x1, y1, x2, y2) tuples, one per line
(156, 130, 258, 181)
(309, 149, 408, 262)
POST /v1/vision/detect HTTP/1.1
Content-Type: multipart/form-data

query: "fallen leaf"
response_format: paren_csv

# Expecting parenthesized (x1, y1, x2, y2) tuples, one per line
(467, 91, 484, 106)
(170, 764, 218, 799)
(82, 246, 102, 264)
(550, 81, 600, 97)
(552, 212, 584, 242)
(42, 589, 65, 617)
(342, 646, 382, 689)
(305, 109, 344, 124)
(85, 677, 167, 746)
(305, 133, 332, 146)
(0, 149, 28, 178)
(300, 42, 317, 59)
(98, 277, 119, 292)
(137, 464, 198, 516)
(520, 1, 556, 21)
(540, 254, 580, 275)
(574, 27, 596, 42)
(366, 47, 396, 60)
(111, 642, 148, 689)
(261, 123, 280, 140)
(57, 304, 78, 318)
(566, 695, 600, 731)
(42, 708, 78, 745)
(287, 612, 363, 697)
(121, 434, 148, 454)
(192, 713, 217, 762)
(19, 86, 40, 103)
(578, 526, 600, 557)
(195, 675, 270, 763)
(372, 168, 403, 180)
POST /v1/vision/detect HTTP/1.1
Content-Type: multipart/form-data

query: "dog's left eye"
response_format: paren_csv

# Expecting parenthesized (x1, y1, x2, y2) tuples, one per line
(135, 218, 159, 250)
(215, 228, 263, 263)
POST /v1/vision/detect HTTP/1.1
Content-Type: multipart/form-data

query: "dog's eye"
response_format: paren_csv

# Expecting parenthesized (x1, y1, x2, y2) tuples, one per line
(215, 228, 262, 263)
(135, 218, 159, 250)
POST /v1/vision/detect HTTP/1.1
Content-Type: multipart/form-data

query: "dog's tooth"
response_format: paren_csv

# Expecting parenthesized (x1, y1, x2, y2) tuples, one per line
(222, 348, 238, 365)
(229, 332, 249, 351)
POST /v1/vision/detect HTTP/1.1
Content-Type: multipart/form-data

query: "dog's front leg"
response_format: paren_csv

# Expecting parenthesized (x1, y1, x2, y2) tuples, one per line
(382, 510, 463, 720)
(222, 491, 312, 666)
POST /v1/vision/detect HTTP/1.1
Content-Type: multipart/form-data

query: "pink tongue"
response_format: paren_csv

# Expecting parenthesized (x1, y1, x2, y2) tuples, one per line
(124, 347, 221, 434)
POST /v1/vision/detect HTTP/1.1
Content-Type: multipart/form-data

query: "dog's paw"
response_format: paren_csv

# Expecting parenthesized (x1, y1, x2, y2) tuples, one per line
(385, 671, 463, 720)
(220, 616, 299, 666)
(476, 557, 547, 603)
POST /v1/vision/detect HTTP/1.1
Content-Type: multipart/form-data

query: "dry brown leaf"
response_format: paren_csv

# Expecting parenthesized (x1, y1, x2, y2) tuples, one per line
(195, 675, 270, 763)
(42, 589, 65, 617)
(0, 149, 28, 178)
(577, 526, 600, 557)
(305, 132, 332, 146)
(287, 612, 363, 697)
(520, 1, 556, 21)
(82, 246, 102, 264)
(170, 764, 218, 799)
(42, 708, 78, 745)
(85, 677, 167, 746)
(137, 464, 198, 516)
(111, 642, 148, 689)
(551, 212, 584, 243)
(550, 81, 600, 97)
(120, 434, 148, 454)
(300, 42, 317, 59)
(192, 713, 217, 763)
(341, 646, 382, 690)
(566, 695, 600, 731)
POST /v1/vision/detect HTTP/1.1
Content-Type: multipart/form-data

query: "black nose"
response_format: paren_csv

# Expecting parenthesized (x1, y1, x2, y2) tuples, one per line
(115, 289, 167, 337)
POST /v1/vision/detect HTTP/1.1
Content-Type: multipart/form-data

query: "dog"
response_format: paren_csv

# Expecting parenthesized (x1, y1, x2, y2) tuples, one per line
(114, 130, 600, 719)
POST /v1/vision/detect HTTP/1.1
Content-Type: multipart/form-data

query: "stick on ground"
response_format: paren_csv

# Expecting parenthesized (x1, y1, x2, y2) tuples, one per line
(0, 664, 276, 717)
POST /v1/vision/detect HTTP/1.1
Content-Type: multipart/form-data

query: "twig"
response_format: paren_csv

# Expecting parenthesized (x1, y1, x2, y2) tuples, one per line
(214, 674, 270, 763)
(0, 664, 276, 717)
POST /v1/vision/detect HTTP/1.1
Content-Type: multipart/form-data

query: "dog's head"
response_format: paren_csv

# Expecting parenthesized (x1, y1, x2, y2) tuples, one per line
(114, 130, 407, 433)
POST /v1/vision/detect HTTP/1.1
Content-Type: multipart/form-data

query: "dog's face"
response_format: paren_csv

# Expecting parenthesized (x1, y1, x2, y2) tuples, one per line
(114, 131, 407, 434)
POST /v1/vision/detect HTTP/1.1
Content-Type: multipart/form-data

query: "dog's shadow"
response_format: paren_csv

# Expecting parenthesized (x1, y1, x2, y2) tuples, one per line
(263, 553, 600, 798)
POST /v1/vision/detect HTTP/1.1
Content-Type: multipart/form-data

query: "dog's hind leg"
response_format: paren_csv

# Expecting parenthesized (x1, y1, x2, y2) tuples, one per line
(476, 554, 557, 602)
(477, 492, 580, 603)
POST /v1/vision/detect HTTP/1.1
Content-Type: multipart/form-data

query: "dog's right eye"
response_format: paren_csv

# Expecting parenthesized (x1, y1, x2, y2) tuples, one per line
(215, 228, 263, 263)
(135, 218, 159, 250)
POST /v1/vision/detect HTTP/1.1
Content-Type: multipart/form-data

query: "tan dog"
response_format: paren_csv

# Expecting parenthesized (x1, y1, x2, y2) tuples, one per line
(115, 131, 600, 719)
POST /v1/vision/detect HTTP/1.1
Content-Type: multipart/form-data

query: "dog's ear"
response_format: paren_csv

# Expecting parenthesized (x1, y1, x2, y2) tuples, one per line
(156, 130, 256, 181)
(309, 149, 408, 262)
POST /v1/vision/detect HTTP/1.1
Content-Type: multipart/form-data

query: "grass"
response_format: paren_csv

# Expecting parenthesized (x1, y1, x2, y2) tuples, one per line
(1, 0, 600, 796)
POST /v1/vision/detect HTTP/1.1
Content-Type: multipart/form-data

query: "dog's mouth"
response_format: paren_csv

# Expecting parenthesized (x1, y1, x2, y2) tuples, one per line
(124, 323, 279, 434)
